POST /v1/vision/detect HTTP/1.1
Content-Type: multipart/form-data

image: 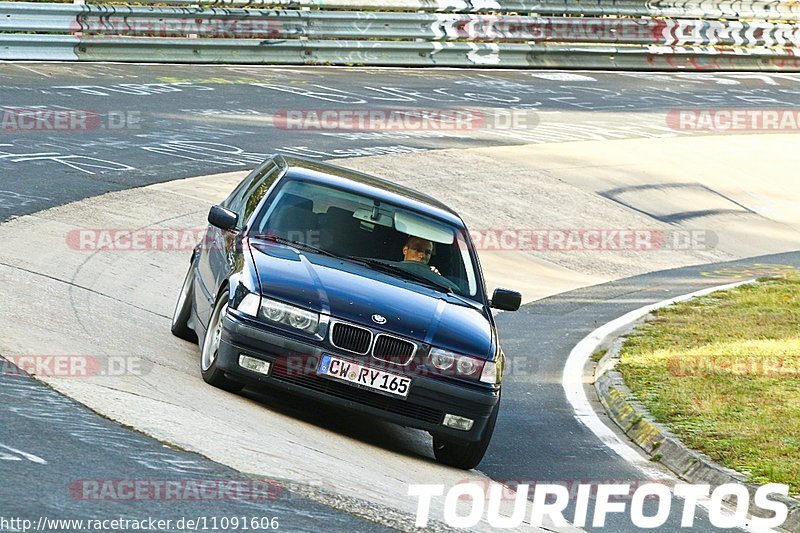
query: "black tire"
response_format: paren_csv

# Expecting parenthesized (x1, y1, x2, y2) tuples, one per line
(200, 289, 245, 393)
(432, 398, 500, 470)
(171, 263, 198, 342)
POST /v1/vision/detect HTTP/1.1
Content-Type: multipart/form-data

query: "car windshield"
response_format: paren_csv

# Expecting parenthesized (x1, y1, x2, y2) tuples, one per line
(250, 179, 481, 300)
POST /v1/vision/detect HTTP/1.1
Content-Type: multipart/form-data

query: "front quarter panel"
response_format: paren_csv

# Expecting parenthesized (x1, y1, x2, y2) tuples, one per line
(228, 241, 262, 313)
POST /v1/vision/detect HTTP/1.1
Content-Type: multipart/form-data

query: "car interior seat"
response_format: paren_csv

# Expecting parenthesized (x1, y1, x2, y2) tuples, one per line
(320, 206, 362, 255)
(266, 194, 317, 242)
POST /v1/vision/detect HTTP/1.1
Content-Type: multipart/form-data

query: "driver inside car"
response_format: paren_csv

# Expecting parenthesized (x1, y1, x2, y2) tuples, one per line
(402, 236, 441, 275)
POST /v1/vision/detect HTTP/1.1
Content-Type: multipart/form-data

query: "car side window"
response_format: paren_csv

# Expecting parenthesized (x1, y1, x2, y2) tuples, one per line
(221, 160, 280, 229)
(239, 165, 281, 228)
(221, 181, 248, 215)
(222, 165, 265, 216)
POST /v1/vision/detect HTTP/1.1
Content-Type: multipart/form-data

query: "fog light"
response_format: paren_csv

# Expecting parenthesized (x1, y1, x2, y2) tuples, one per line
(443, 414, 474, 431)
(239, 354, 271, 376)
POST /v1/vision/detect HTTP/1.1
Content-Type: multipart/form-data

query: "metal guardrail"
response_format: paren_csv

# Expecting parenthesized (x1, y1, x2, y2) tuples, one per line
(4, 3, 800, 46)
(6, 34, 792, 70)
(44, 0, 800, 21)
(0, 33, 78, 61)
(0, 1, 798, 69)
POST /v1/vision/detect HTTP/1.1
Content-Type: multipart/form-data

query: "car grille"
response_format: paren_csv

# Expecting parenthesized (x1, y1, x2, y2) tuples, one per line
(271, 357, 443, 425)
(372, 334, 416, 365)
(330, 322, 372, 355)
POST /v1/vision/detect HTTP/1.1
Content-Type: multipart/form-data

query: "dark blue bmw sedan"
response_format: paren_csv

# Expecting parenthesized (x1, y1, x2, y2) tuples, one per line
(171, 155, 521, 469)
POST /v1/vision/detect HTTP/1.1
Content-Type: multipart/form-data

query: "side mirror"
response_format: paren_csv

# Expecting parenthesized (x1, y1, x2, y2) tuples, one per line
(208, 205, 238, 231)
(490, 288, 521, 311)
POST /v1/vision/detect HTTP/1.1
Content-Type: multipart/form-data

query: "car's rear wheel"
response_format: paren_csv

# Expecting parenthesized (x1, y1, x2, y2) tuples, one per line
(171, 263, 197, 342)
(200, 290, 244, 392)
(432, 398, 499, 470)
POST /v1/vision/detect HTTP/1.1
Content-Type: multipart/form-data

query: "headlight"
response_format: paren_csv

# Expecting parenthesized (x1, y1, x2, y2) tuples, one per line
(430, 348, 455, 371)
(288, 311, 313, 331)
(428, 348, 486, 381)
(456, 356, 480, 377)
(258, 298, 319, 334)
(262, 300, 287, 322)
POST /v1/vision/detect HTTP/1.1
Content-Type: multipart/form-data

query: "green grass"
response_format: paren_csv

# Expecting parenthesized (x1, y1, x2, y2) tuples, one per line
(617, 275, 800, 496)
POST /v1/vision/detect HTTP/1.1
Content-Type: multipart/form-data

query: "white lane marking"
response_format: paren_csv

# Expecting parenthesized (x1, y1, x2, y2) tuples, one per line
(0, 442, 47, 464)
(11, 64, 52, 78)
(563, 280, 750, 466)
(530, 72, 597, 82)
(562, 279, 772, 532)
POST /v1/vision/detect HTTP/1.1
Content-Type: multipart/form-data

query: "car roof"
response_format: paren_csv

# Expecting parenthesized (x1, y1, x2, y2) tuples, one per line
(275, 155, 465, 228)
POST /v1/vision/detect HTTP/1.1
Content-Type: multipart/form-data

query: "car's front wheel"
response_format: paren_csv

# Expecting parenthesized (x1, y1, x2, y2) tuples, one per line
(432, 398, 499, 470)
(200, 290, 244, 392)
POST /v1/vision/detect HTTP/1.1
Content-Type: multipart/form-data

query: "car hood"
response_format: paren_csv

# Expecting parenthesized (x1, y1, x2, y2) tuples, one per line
(249, 242, 494, 359)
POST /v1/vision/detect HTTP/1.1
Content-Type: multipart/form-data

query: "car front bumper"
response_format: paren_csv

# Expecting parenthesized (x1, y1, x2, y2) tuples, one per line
(215, 312, 499, 442)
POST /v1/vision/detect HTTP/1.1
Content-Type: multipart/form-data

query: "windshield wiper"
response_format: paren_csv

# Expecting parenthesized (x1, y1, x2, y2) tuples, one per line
(256, 234, 341, 259)
(351, 258, 478, 307)
(348, 257, 455, 293)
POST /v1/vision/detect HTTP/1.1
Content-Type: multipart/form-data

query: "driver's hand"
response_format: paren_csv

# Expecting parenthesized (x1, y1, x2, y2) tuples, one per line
(430, 265, 441, 275)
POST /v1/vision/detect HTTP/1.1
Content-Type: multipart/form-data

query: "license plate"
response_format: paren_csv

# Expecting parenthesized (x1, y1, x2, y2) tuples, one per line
(317, 355, 411, 398)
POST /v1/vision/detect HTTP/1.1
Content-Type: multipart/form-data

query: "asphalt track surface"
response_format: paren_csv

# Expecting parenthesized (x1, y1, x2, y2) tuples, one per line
(0, 369, 389, 533)
(2, 64, 800, 222)
(2, 64, 800, 532)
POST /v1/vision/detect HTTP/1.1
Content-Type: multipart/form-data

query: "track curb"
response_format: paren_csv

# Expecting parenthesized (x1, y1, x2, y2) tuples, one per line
(590, 285, 800, 532)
